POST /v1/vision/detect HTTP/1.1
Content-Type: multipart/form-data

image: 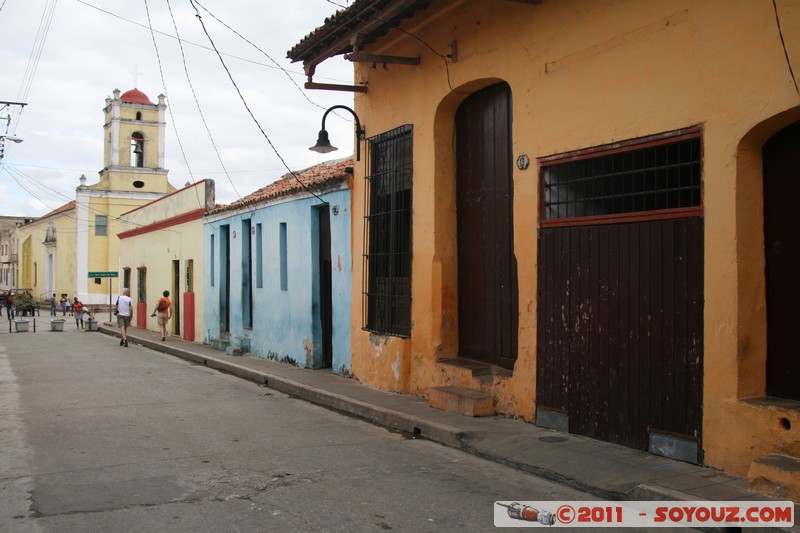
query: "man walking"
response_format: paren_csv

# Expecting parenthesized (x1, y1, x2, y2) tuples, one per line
(116, 288, 133, 347)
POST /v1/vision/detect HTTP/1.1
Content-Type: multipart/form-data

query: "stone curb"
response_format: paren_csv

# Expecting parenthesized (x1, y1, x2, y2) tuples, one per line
(101, 327, 465, 450)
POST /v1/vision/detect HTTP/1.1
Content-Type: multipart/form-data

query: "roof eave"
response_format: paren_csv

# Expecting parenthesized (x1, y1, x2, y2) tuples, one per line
(287, 0, 429, 75)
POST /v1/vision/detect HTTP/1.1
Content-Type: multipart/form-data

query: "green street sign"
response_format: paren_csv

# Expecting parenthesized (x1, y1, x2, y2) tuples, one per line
(88, 271, 118, 278)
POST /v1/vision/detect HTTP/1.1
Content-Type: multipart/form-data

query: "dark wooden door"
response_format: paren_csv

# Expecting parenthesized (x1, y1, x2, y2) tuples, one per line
(537, 218, 704, 451)
(763, 120, 800, 400)
(172, 259, 181, 336)
(456, 82, 518, 369)
(319, 206, 333, 368)
(219, 225, 230, 334)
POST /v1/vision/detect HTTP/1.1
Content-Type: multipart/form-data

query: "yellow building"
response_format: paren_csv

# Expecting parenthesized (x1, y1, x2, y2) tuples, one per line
(290, 0, 800, 500)
(0, 216, 35, 293)
(16, 88, 177, 305)
(14, 203, 75, 303)
(118, 179, 214, 343)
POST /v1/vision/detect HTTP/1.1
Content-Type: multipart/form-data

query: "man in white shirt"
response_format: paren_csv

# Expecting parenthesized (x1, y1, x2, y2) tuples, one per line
(116, 288, 134, 348)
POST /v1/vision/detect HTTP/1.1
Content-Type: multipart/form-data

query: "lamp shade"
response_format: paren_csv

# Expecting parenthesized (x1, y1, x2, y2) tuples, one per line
(309, 130, 338, 154)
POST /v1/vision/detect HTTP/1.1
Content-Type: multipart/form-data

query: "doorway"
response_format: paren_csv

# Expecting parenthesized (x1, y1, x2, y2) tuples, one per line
(763, 120, 800, 400)
(455, 82, 518, 369)
(219, 225, 230, 334)
(318, 206, 333, 368)
(172, 260, 180, 337)
(536, 131, 704, 460)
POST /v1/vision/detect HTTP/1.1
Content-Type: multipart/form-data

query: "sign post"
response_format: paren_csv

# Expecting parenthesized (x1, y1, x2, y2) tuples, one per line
(88, 271, 118, 322)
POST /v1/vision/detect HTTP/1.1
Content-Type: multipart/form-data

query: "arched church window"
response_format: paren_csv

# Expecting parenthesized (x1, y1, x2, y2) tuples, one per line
(131, 132, 144, 167)
(136, 111, 142, 120)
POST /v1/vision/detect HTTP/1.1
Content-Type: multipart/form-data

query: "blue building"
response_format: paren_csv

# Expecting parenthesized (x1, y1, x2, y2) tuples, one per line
(204, 158, 353, 375)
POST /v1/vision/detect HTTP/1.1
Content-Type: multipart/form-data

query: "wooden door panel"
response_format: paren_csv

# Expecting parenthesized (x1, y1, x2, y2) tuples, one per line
(764, 120, 800, 400)
(456, 82, 518, 368)
(537, 218, 703, 450)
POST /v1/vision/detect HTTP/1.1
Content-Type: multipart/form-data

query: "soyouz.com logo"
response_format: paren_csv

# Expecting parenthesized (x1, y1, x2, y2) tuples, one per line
(494, 501, 795, 528)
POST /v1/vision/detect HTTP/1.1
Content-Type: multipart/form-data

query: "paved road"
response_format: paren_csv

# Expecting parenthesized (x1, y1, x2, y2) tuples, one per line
(0, 321, 605, 532)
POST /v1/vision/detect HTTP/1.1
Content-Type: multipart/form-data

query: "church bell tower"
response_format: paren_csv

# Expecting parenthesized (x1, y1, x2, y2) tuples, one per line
(100, 87, 169, 191)
(74, 88, 175, 304)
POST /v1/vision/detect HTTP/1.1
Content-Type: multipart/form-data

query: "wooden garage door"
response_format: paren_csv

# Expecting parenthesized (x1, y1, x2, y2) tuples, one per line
(536, 129, 704, 456)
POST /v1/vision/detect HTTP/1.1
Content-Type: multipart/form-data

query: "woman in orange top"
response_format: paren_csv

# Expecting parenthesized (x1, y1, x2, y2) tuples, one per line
(152, 290, 172, 341)
(72, 297, 85, 330)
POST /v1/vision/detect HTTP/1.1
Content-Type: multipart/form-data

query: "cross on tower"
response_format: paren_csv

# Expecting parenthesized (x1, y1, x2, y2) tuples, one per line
(130, 65, 144, 87)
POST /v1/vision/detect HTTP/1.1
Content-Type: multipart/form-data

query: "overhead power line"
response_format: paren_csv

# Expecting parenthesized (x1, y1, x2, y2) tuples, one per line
(193, 0, 326, 111)
(162, 0, 252, 213)
(189, 0, 328, 205)
(11, 0, 58, 133)
(74, 0, 351, 85)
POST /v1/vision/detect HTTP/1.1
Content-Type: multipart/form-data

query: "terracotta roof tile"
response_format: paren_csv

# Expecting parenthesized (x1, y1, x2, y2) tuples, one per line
(209, 157, 353, 215)
(19, 201, 76, 227)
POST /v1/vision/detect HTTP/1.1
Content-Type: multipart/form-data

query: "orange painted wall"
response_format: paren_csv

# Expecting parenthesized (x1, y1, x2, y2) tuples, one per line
(346, 0, 800, 479)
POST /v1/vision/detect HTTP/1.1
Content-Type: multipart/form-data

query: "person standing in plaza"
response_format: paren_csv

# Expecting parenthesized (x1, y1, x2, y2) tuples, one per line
(50, 293, 57, 316)
(151, 290, 172, 342)
(116, 288, 133, 347)
(72, 297, 85, 330)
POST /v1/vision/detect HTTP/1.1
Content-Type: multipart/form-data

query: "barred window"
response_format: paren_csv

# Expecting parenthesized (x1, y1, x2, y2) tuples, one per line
(363, 125, 413, 337)
(542, 132, 702, 225)
(136, 267, 146, 303)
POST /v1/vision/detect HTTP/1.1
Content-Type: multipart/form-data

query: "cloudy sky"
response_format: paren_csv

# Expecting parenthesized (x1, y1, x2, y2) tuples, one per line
(0, 0, 356, 217)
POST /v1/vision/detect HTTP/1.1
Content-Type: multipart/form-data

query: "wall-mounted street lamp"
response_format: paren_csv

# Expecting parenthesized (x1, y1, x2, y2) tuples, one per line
(309, 105, 365, 161)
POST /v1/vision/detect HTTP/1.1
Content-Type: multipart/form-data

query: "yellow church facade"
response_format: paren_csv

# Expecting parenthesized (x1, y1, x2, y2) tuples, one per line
(14, 202, 76, 304)
(16, 88, 176, 305)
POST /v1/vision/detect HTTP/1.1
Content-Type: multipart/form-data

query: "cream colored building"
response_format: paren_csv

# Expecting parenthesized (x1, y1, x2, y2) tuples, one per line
(118, 179, 214, 342)
(15, 88, 177, 305)
(12, 207, 73, 301)
(0, 215, 35, 292)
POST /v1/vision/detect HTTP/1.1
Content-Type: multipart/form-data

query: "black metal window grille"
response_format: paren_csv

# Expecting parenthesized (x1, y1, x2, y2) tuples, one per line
(137, 269, 146, 303)
(542, 134, 702, 223)
(362, 124, 413, 337)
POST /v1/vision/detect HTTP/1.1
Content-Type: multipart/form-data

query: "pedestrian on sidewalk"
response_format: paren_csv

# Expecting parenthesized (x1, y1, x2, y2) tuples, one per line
(151, 290, 172, 341)
(116, 288, 133, 347)
(50, 293, 57, 316)
(60, 294, 68, 316)
(72, 297, 85, 330)
(5, 291, 14, 318)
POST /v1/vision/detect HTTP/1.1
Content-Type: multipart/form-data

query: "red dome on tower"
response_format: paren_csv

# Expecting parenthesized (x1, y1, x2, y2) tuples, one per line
(120, 88, 154, 105)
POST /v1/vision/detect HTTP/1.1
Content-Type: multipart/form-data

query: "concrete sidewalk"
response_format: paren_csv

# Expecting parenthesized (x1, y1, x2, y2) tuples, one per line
(100, 324, 798, 528)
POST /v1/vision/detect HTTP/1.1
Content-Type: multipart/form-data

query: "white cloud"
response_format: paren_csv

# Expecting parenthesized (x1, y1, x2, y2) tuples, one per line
(0, 0, 356, 216)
